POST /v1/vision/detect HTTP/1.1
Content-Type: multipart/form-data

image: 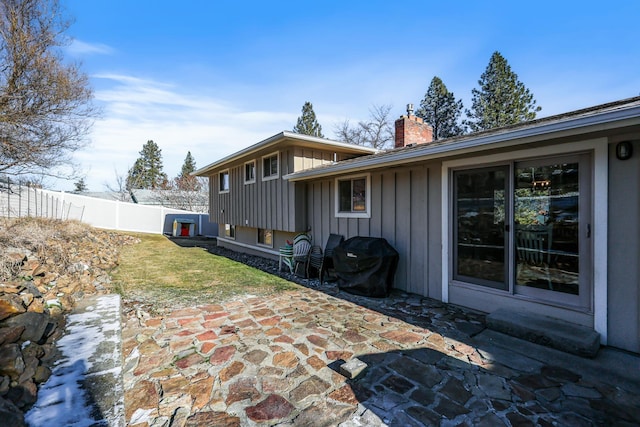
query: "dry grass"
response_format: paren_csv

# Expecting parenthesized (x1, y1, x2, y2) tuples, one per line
(0, 217, 102, 281)
(112, 233, 299, 311)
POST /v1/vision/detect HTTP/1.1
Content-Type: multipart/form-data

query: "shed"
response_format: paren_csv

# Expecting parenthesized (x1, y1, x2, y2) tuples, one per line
(173, 218, 196, 237)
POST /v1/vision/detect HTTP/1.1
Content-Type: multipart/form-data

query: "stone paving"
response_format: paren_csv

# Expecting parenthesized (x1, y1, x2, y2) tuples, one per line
(122, 281, 640, 426)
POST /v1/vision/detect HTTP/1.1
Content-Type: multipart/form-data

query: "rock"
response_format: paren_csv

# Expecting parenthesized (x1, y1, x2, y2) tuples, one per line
(1, 312, 50, 343)
(0, 326, 25, 346)
(33, 366, 50, 384)
(0, 294, 26, 321)
(19, 293, 33, 307)
(18, 356, 38, 384)
(0, 376, 9, 394)
(0, 344, 25, 379)
(0, 396, 25, 427)
(6, 379, 37, 408)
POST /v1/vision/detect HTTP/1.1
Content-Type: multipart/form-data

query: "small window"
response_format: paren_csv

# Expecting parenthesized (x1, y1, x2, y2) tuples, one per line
(257, 228, 273, 247)
(262, 152, 279, 180)
(224, 224, 236, 239)
(244, 161, 256, 184)
(219, 170, 229, 193)
(335, 174, 370, 218)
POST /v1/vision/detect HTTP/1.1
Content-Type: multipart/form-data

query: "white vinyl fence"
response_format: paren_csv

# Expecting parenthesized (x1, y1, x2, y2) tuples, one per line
(0, 181, 216, 236)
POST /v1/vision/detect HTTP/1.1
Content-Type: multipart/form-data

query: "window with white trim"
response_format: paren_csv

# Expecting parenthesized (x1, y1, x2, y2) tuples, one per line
(335, 174, 370, 218)
(262, 152, 279, 180)
(257, 228, 273, 247)
(219, 170, 229, 193)
(244, 161, 256, 184)
(224, 224, 235, 239)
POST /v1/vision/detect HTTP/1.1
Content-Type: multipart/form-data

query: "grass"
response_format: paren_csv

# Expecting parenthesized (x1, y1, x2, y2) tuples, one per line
(111, 234, 299, 311)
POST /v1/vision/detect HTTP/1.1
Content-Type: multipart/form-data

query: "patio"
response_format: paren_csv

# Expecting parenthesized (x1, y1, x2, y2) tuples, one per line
(121, 268, 640, 426)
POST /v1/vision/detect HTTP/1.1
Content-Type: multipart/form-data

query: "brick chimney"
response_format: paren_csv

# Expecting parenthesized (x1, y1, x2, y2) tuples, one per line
(394, 103, 433, 148)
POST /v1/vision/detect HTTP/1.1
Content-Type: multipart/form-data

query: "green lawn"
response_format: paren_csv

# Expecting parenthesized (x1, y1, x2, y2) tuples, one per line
(111, 234, 299, 310)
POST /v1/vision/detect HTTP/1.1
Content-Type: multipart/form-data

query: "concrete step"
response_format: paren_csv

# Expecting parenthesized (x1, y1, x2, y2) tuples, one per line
(486, 308, 600, 358)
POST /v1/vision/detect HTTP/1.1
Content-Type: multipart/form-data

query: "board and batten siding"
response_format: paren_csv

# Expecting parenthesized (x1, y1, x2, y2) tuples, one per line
(306, 163, 442, 298)
(209, 146, 357, 237)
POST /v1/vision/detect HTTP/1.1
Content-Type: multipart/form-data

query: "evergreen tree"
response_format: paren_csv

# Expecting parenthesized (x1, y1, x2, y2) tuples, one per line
(417, 77, 464, 140)
(176, 151, 200, 191)
(465, 51, 541, 132)
(293, 101, 324, 138)
(126, 140, 168, 189)
(73, 177, 88, 192)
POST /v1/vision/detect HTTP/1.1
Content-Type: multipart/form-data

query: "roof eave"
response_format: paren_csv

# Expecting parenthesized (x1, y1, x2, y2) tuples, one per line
(284, 104, 640, 182)
(193, 131, 378, 176)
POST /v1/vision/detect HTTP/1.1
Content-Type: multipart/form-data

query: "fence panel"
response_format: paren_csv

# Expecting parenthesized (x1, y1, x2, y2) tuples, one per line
(0, 178, 216, 236)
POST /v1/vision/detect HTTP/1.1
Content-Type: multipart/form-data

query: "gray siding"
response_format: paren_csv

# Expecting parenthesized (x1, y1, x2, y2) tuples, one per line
(307, 164, 441, 296)
(607, 137, 640, 353)
(209, 147, 347, 234)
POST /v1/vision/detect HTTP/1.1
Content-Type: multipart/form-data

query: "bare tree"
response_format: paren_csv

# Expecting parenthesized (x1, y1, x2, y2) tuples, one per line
(151, 177, 209, 213)
(104, 168, 130, 201)
(0, 0, 97, 178)
(334, 104, 394, 150)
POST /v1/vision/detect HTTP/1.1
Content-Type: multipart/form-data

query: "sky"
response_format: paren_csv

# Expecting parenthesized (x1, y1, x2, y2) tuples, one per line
(54, 0, 640, 192)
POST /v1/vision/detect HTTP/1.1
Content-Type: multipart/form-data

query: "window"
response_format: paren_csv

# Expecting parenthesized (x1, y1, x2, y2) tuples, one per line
(224, 224, 235, 239)
(262, 152, 279, 180)
(219, 170, 229, 193)
(335, 174, 370, 218)
(257, 228, 273, 247)
(244, 161, 256, 184)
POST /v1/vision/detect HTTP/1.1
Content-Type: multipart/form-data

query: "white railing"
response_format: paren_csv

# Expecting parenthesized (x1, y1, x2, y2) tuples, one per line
(0, 180, 215, 236)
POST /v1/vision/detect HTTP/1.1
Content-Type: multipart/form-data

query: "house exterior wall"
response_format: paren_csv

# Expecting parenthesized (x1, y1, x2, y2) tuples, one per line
(216, 224, 296, 260)
(307, 135, 640, 353)
(209, 146, 350, 234)
(607, 137, 640, 353)
(306, 163, 442, 298)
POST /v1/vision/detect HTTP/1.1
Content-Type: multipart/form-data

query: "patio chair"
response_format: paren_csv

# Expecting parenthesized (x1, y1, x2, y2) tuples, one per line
(319, 233, 344, 285)
(278, 243, 294, 273)
(516, 225, 553, 290)
(292, 233, 312, 277)
(306, 245, 323, 279)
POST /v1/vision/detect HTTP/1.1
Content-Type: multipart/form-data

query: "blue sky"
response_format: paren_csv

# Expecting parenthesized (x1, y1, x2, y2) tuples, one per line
(59, 0, 640, 191)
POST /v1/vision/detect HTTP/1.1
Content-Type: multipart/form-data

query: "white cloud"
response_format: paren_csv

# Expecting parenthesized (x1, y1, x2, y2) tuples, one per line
(70, 74, 296, 192)
(66, 39, 114, 56)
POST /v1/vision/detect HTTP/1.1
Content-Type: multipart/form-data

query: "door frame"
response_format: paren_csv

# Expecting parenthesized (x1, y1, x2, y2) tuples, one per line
(441, 138, 608, 343)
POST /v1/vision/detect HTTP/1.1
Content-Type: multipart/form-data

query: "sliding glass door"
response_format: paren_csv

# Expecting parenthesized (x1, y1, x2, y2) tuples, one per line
(453, 154, 591, 309)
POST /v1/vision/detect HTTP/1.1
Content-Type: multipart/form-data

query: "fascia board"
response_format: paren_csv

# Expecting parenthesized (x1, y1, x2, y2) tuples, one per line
(193, 131, 377, 176)
(284, 105, 640, 182)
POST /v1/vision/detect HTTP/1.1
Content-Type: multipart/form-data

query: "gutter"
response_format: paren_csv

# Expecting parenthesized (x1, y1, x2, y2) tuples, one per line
(284, 103, 640, 181)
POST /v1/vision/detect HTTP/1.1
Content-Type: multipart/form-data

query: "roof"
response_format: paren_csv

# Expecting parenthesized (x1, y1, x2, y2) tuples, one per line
(193, 131, 379, 176)
(283, 96, 640, 182)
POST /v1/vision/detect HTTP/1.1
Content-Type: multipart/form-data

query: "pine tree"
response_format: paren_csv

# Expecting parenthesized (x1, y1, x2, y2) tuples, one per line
(293, 101, 324, 138)
(126, 140, 168, 189)
(176, 151, 200, 191)
(417, 77, 464, 140)
(73, 178, 88, 192)
(465, 51, 541, 132)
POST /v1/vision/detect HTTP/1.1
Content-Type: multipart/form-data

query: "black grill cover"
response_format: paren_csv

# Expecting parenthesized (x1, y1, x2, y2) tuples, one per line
(332, 237, 399, 297)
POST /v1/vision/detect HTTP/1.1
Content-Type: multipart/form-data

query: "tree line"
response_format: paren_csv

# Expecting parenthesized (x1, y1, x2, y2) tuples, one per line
(294, 51, 541, 147)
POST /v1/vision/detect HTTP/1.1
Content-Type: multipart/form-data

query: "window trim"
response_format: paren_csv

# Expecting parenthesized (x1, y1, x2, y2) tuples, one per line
(262, 152, 280, 181)
(224, 223, 236, 240)
(257, 228, 273, 248)
(334, 173, 371, 218)
(219, 169, 230, 193)
(244, 160, 256, 184)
